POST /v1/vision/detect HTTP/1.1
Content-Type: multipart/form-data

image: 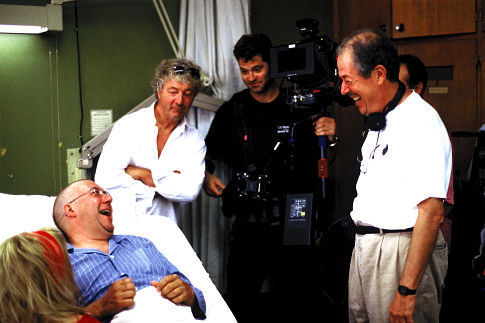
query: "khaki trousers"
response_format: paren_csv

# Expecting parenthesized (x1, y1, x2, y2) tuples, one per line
(348, 231, 448, 322)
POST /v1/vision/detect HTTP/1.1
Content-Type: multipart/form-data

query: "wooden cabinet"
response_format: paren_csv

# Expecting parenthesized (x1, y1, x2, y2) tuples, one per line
(480, 1, 485, 130)
(398, 37, 479, 178)
(333, 0, 480, 178)
(483, 0, 485, 31)
(392, 0, 475, 38)
(334, 0, 476, 40)
(333, 0, 391, 40)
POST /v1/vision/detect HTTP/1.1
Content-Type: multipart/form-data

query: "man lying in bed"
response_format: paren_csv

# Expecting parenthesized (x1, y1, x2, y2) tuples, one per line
(52, 179, 206, 321)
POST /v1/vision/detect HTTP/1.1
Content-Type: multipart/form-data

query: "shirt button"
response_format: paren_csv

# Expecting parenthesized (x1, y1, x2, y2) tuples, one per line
(110, 255, 115, 259)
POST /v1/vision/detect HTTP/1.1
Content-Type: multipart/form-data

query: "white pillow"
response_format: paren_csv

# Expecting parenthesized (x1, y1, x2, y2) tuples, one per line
(0, 189, 133, 244)
(0, 193, 56, 243)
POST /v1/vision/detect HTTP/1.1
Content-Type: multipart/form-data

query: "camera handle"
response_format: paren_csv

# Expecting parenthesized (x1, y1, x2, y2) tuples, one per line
(309, 112, 330, 200)
(285, 114, 329, 200)
(318, 135, 328, 199)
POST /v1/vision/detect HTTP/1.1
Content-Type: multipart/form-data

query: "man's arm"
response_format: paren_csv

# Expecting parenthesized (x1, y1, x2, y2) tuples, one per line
(203, 171, 226, 197)
(149, 132, 206, 203)
(151, 274, 206, 320)
(125, 165, 155, 187)
(84, 278, 136, 320)
(313, 116, 336, 141)
(138, 237, 207, 318)
(150, 274, 195, 306)
(389, 197, 444, 322)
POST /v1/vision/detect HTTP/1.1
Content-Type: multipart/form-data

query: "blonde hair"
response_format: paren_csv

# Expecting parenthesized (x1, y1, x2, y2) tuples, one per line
(0, 228, 85, 322)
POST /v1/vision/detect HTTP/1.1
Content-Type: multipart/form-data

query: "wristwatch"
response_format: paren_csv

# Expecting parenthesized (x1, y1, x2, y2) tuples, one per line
(398, 285, 417, 296)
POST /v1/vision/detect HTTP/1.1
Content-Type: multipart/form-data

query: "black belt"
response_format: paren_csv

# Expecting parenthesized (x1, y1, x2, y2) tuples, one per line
(355, 225, 414, 235)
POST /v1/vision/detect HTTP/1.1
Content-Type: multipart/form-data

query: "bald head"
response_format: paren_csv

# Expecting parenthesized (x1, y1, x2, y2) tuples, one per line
(53, 180, 115, 247)
(52, 180, 95, 235)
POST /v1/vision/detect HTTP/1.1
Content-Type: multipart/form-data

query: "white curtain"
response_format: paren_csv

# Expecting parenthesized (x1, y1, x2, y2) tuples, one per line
(178, 0, 251, 292)
(179, 0, 250, 101)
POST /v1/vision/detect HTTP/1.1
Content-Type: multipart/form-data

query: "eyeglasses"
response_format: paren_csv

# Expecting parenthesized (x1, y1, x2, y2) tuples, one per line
(69, 187, 110, 204)
(172, 65, 200, 79)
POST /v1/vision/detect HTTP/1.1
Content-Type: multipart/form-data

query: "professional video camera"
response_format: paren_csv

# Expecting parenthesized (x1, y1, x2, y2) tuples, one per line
(223, 19, 348, 245)
(269, 18, 352, 109)
(268, 19, 349, 244)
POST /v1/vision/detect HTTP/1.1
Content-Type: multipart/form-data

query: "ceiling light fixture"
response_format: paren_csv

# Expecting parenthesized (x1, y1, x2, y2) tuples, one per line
(0, 4, 62, 34)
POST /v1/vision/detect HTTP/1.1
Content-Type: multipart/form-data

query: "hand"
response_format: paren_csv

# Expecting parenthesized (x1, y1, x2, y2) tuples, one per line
(203, 172, 226, 197)
(85, 277, 136, 319)
(151, 274, 195, 307)
(313, 116, 336, 142)
(125, 165, 155, 187)
(389, 291, 416, 323)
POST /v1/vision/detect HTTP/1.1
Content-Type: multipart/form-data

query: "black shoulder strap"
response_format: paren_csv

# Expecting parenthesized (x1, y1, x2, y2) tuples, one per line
(384, 80, 406, 116)
(232, 96, 257, 173)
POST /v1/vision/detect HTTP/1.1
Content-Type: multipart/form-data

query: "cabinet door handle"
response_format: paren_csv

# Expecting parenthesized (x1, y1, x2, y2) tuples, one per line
(395, 23, 405, 32)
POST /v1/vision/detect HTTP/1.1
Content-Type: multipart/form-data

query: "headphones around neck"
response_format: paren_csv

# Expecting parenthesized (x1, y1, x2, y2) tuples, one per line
(365, 81, 406, 132)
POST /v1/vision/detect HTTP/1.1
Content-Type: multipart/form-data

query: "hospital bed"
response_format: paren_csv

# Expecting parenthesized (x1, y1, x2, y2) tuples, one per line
(0, 192, 236, 323)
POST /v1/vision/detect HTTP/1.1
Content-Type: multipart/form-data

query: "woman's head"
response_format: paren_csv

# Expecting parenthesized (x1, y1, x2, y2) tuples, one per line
(0, 228, 84, 322)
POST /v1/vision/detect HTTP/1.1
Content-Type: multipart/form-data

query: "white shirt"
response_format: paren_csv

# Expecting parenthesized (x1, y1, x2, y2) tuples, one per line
(95, 103, 206, 223)
(351, 92, 452, 229)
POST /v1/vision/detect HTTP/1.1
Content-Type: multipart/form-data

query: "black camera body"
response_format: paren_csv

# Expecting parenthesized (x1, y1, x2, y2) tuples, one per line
(269, 18, 338, 90)
(222, 171, 282, 222)
(269, 18, 353, 111)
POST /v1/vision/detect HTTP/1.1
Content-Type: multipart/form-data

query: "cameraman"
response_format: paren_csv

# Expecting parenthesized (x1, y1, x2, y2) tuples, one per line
(204, 33, 336, 322)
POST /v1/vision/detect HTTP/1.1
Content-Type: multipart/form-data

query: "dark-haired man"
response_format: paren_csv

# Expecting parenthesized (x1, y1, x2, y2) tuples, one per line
(338, 29, 451, 322)
(398, 54, 428, 95)
(204, 33, 336, 322)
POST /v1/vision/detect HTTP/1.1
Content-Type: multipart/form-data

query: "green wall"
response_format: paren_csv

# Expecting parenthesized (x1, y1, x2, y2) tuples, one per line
(0, 0, 179, 195)
(0, 0, 334, 196)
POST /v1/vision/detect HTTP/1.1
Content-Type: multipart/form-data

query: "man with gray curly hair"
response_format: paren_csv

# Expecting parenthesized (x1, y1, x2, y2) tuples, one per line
(151, 58, 202, 96)
(95, 58, 206, 223)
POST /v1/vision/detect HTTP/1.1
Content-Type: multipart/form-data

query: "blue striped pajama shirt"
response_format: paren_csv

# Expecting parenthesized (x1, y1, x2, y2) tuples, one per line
(67, 235, 206, 315)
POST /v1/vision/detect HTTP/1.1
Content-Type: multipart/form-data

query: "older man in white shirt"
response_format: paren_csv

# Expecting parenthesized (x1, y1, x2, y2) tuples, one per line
(337, 29, 451, 322)
(95, 58, 206, 223)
